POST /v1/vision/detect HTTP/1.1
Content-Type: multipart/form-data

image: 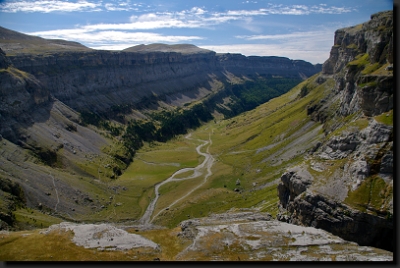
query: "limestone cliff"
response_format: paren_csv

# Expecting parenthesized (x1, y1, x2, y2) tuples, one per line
(1, 29, 320, 114)
(322, 10, 393, 116)
(0, 48, 50, 142)
(277, 10, 393, 251)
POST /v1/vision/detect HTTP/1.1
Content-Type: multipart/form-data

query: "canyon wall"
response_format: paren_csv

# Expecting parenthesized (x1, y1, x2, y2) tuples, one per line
(5, 48, 320, 113)
(277, 10, 393, 251)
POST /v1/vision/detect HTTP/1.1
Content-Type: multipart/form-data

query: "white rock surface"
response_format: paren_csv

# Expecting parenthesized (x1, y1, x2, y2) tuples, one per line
(41, 222, 159, 251)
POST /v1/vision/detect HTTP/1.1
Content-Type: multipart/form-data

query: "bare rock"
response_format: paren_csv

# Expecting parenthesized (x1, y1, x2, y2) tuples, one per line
(278, 167, 313, 208)
(282, 192, 394, 252)
(0, 48, 11, 69)
(41, 222, 159, 251)
(379, 150, 393, 174)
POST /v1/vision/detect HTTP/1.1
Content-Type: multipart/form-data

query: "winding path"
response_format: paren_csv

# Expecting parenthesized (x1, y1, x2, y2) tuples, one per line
(139, 132, 214, 225)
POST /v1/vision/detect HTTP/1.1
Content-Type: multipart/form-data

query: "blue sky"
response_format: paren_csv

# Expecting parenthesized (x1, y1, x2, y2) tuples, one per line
(0, 0, 393, 64)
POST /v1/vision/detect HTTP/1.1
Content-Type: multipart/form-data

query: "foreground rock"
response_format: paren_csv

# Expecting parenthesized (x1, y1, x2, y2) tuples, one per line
(41, 222, 159, 251)
(175, 210, 392, 261)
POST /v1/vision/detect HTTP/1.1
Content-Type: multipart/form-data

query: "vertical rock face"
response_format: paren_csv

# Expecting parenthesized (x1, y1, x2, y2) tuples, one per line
(5, 46, 320, 113)
(217, 54, 320, 78)
(322, 11, 393, 75)
(0, 48, 11, 69)
(277, 167, 313, 209)
(277, 10, 393, 252)
(0, 49, 50, 142)
(281, 192, 394, 252)
(322, 10, 393, 117)
(7, 50, 219, 112)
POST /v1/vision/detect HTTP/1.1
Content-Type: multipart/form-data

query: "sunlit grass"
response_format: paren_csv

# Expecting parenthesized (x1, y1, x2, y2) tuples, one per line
(14, 208, 63, 229)
(137, 227, 191, 260)
(375, 109, 393, 125)
(0, 229, 158, 261)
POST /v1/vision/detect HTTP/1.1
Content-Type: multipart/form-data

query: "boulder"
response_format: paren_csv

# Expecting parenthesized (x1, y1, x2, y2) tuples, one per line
(277, 167, 313, 208)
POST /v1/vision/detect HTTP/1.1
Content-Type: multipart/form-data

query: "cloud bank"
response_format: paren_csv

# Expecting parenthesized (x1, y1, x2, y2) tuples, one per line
(1, 1, 360, 63)
(0, 1, 355, 15)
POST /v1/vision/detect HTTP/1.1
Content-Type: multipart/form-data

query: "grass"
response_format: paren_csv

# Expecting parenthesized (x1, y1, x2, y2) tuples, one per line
(136, 227, 191, 260)
(361, 63, 381, 75)
(371, 63, 393, 76)
(0, 229, 159, 261)
(347, 53, 370, 68)
(346, 52, 387, 76)
(375, 110, 393, 125)
(13, 208, 63, 230)
(326, 112, 367, 140)
(344, 176, 392, 213)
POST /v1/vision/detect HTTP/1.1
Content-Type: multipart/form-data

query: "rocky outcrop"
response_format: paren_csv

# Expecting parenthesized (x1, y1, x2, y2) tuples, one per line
(322, 11, 393, 75)
(278, 118, 393, 249)
(279, 192, 393, 252)
(0, 48, 11, 69)
(357, 75, 393, 116)
(41, 222, 160, 251)
(277, 11, 393, 252)
(176, 209, 392, 261)
(322, 10, 393, 117)
(0, 50, 50, 142)
(277, 167, 313, 209)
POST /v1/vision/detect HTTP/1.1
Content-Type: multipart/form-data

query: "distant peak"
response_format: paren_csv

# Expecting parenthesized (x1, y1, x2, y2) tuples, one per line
(123, 43, 214, 54)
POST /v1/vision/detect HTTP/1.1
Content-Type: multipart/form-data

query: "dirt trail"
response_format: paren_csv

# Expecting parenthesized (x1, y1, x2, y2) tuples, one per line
(139, 132, 214, 225)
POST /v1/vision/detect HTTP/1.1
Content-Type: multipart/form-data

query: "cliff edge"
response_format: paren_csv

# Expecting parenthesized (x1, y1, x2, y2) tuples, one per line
(276, 10, 393, 251)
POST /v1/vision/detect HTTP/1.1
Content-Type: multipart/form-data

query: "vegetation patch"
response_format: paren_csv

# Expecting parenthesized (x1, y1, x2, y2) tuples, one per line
(0, 229, 158, 261)
(347, 53, 370, 68)
(374, 110, 393, 125)
(137, 227, 191, 261)
(13, 208, 63, 229)
(344, 176, 392, 213)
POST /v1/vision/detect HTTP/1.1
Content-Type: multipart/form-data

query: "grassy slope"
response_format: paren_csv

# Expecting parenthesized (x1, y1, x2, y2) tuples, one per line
(131, 73, 333, 227)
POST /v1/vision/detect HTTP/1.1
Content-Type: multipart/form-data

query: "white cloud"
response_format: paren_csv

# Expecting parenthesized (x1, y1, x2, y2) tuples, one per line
(88, 44, 139, 50)
(236, 30, 332, 41)
(190, 7, 206, 15)
(0, 0, 101, 13)
(0, 2, 355, 17)
(199, 43, 329, 64)
(200, 27, 337, 64)
(11, 2, 352, 63)
(231, 29, 334, 64)
(29, 29, 203, 45)
(224, 4, 354, 16)
(104, 3, 138, 12)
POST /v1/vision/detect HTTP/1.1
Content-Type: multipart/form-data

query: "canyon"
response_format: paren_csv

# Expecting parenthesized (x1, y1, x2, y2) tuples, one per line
(0, 10, 394, 261)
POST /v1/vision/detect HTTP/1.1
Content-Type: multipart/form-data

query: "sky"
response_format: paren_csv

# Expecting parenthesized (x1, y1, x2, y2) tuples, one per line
(0, 0, 393, 64)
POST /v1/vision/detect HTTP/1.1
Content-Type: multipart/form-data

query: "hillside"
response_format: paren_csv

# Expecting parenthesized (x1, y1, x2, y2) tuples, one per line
(0, 26, 92, 55)
(123, 43, 213, 54)
(0, 10, 394, 261)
